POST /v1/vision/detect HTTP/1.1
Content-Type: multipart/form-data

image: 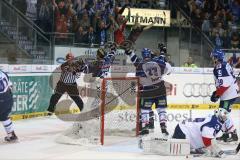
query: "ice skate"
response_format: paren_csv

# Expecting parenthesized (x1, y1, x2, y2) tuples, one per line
(160, 123, 169, 137)
(4, 131, 18, 143)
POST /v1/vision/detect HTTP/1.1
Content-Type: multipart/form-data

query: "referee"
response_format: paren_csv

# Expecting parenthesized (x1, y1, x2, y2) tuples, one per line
(47, 53, 84, 115)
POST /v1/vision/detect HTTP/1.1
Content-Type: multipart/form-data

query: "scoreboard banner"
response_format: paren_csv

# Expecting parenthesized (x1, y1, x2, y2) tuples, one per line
(121, 8, 171, 27)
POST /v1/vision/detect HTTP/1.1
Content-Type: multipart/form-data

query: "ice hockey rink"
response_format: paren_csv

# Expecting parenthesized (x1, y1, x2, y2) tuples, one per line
(0, 111, 239, 160)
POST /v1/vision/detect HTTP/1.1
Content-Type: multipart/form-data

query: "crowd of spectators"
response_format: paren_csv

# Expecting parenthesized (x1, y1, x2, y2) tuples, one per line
(8, 0, 168, 46)
(177, 0, 240, 50)
(182, 56, 198, 67)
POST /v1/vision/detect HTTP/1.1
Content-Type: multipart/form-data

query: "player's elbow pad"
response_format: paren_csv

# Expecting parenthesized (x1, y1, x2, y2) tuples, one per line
(202, 136, 211, 147)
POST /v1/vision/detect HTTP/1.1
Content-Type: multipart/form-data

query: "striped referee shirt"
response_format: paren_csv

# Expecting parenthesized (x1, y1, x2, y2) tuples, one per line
(59, 71, 78, 84)
(59, 61, 83, 84)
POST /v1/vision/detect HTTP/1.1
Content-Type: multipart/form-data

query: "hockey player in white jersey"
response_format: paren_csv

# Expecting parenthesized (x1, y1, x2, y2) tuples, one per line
(125, 47, 171, 136)
(0, 71, 18, 142)
(172, 108, 229, 157)
(210, 49, 238, 142)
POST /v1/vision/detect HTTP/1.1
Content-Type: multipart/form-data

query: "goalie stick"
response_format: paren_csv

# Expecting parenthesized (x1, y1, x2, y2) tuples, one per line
(224, 140, 240, 155)
(191, 143, 240, 158)
(191, 150, 235, 158)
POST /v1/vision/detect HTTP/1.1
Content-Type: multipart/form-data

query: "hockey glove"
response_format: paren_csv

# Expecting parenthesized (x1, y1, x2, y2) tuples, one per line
(210, 91, 219, 102)
(120, 40, 133, 52)
(76, 58, 84, 66)
(110, 42, 117, 51)
(205, 140, 226, 158)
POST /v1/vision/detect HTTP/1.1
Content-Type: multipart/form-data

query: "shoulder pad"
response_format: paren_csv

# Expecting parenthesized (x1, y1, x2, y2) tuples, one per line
(220, 61, 227, 67)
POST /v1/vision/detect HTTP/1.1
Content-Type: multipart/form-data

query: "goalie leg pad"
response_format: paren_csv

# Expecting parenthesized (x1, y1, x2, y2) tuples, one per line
(142, 137, 190, 156)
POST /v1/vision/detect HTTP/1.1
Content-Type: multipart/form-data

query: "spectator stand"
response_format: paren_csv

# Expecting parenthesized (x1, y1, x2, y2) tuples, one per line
(0, 1, 200, 65)
(1, 0, 52, 64)
(171, 0, 215, 67)
(223, 48, 240, 68)
(175, 0, 240, 50)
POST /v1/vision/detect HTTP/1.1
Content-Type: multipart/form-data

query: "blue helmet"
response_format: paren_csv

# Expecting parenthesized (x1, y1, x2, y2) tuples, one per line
(141, 48, 151, 59)
(211, 49, 225, 61)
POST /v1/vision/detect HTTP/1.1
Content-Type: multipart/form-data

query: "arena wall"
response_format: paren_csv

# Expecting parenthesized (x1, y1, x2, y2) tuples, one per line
(0, 64, 239, 122)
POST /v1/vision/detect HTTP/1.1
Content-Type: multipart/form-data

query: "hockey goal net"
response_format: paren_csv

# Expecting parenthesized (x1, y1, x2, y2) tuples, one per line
(56, 77, 140, 145)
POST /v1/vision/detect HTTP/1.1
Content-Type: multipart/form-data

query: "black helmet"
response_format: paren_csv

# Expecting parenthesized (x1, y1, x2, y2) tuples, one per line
(97, 48, 106, 59)
(158, 43, 167, 54)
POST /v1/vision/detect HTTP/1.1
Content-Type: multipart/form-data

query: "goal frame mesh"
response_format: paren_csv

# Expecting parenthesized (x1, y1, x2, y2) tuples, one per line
(100, 77, 140, 145)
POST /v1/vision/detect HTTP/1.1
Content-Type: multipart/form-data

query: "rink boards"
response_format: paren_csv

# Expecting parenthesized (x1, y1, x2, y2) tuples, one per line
(0, 64, 239, 122)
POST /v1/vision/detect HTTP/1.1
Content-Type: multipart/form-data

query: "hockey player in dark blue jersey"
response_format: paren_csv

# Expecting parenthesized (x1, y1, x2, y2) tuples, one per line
(210, 49, 238, 143)
(0, 71, 18, 142)
(125, 47, 172, 137)
(84, 43, 116, 78)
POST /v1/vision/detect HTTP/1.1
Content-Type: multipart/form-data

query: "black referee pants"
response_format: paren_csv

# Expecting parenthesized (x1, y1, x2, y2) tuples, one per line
(47, 81, 84, 113)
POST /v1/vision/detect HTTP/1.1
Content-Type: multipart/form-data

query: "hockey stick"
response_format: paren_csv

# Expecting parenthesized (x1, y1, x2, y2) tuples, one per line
(104, 41, 134, 51)
(236, 142, 240, 154)
(223, 140, 240, 155)
(191, 148, 239, 158)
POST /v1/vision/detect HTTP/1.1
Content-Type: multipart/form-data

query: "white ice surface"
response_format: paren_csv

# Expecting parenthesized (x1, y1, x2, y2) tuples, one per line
(0, 116, 239, 160)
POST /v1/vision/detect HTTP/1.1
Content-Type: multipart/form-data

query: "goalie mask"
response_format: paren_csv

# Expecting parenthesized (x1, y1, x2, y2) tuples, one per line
(215, 108, 229, 123)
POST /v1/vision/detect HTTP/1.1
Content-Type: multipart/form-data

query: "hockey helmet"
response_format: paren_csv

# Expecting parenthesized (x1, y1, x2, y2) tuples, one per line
(97, 48, 106, 59)
(142, 48, 152, 60)
(215, 108, 229, 123)
(158, 43, 167, 54)
(211, 49, 225, 61)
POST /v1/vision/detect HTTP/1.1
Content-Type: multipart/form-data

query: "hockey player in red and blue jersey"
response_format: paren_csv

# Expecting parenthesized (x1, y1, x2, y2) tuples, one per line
(125, 47, 171, 137)
(210, 49, 239, 142)
(172, 108, 229, 158)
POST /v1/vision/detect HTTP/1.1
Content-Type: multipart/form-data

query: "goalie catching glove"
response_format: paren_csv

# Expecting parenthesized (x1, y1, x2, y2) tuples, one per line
(203, 139, 226, 158)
